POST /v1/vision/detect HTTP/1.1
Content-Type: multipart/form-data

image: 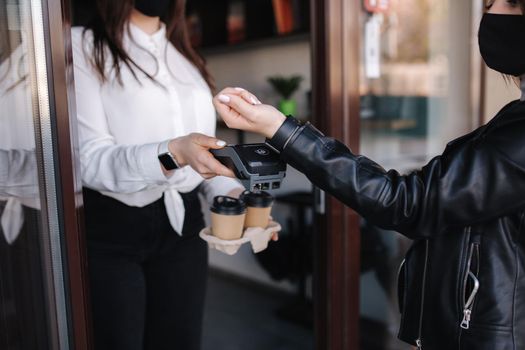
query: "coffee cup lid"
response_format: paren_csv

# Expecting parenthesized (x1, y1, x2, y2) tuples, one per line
(240, 190, 274, 208)
(211, 196, 246, 215)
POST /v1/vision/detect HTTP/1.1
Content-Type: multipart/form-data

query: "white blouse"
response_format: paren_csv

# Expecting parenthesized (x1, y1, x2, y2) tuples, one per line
(0, 39, 40, 245)
(72, 23, 241, 234)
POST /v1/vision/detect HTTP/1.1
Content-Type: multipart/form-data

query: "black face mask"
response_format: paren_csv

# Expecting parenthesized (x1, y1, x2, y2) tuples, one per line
(479, 13, 525, 76)
(135, 0, 172, 18)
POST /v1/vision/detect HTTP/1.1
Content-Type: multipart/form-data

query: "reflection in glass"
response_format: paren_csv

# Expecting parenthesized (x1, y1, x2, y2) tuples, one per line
(0, 0, 50, 348)
(358, 1, 479, 349)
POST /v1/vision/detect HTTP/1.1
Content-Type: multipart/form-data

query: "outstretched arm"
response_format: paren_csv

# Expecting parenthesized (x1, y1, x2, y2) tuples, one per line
(214, 88, 525, 238)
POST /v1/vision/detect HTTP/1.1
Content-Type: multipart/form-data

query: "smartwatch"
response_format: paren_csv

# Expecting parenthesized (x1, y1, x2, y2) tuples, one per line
(157, 141, 180, 171)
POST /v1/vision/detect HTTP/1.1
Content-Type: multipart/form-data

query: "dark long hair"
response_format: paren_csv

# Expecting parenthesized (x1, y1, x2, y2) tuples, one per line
(84, 0, 214, 90)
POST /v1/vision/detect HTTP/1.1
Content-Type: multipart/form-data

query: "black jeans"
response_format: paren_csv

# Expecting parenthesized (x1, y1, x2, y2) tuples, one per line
(83, 187, 207, 350)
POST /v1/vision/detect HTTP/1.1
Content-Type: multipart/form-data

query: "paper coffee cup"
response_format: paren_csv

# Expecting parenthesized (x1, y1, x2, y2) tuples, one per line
(210, 196, 246, 240)
(240, 190, 274, 228)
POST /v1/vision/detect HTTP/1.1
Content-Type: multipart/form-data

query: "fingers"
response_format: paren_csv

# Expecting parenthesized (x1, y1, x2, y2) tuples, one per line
(200, 173, 216, 179)
(191, 133, 227, 150)
(195, 167, 233, 179)
(184, 135, 235, 178)
(218, 167, 236, 178)
(199, 153, 236, 178)
(271, 232, 279, 241)
(217, 87, 261, 105)
(213, 96, 239, 121)
(200, 167, 235, 179)
(218, 94, 258, 119)
(236, 89, 262, 105)
(216, 87, 261, 111)
(209, 158, 236, 177)
(213, 96, 252, 131)
(217, 87, 245, 96)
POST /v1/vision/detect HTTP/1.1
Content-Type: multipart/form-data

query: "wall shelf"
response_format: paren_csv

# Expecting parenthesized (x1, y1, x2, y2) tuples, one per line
(200, 32, 310, 57)
(187, 0, 311, 57)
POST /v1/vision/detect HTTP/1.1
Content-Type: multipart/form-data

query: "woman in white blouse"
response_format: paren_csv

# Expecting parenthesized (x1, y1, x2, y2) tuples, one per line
(72, 1, 243, 349)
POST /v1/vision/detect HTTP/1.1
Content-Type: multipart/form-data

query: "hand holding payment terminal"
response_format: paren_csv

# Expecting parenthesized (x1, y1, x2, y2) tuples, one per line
(211, 144, 286, 191)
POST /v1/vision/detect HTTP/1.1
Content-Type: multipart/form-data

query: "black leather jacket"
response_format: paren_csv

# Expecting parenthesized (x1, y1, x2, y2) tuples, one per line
(267, 100, 525, 350)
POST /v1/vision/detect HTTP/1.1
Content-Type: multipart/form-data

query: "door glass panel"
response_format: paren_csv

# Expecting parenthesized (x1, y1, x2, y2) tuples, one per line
(358, 1, 482, 349)
(0, 1, 70, 349)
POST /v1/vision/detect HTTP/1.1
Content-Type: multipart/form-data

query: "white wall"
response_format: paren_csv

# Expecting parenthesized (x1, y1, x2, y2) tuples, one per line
(206, 39, 312, 119)
(204, 40, 313, 292)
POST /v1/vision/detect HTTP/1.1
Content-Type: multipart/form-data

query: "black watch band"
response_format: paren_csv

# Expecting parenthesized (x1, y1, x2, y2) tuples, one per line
(158, 141, 180, 170)
(266, 116, 301, 152)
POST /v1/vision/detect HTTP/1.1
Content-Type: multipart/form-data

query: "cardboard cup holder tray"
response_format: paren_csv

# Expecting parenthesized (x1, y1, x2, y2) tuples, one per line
(199, 221, 281, 255)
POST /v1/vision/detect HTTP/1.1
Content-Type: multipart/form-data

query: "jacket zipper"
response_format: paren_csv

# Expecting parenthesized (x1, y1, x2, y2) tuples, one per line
(460, 241, 480, 330)
(415, 239, 429, 350)
(397, 259, 406, 314)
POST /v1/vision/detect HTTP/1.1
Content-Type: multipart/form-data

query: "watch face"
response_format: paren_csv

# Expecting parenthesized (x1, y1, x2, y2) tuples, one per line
(158, 153, 179, 170)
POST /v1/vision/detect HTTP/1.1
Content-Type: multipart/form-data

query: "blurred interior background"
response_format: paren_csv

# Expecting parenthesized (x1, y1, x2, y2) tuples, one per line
(1, 0, 521, 349)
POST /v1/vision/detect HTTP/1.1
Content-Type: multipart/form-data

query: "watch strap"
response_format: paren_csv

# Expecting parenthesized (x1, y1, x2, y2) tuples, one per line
(158, 140, 171, 155)
(158, 140, 180, 170)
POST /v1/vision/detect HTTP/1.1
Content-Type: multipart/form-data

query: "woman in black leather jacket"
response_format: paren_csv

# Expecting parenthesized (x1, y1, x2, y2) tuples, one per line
(212, 1, 525, 349)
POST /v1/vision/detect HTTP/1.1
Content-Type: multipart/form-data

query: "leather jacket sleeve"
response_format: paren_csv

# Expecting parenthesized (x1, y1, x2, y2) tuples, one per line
(268, 115, 525, 239)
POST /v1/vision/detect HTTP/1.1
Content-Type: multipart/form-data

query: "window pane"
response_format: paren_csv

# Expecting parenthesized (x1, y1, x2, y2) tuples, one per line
(0, 1, 70, 348)
(358, 1, 481, 349)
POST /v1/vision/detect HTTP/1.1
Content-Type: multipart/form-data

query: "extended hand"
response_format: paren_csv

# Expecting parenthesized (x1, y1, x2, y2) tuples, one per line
(168, 133, 235, 179)
(213, 87, 287, 139)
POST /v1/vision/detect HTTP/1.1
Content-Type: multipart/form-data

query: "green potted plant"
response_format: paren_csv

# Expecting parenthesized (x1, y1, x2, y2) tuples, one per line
(267, 75, 303, 116)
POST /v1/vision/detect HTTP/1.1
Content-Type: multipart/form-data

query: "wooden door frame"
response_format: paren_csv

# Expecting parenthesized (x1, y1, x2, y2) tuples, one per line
(311, 0, 361, 349)
(44, 0, 92, 348)
(42, 0, 364, 348)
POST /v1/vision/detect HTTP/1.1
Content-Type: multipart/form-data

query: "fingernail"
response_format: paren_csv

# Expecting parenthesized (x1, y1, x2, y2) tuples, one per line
(218, 94, 230, 103)
(234, 87, 245, 91)
(216, 140, 227, 147)
(250, 96, 258, 105)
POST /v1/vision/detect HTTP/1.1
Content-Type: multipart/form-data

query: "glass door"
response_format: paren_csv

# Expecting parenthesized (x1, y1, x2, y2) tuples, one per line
(357, 0, 483, 349)
(0, 0, 88, 349)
